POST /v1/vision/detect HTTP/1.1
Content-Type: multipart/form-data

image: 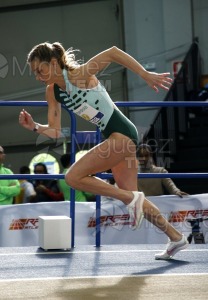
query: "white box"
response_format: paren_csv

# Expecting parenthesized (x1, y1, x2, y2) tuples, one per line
(38, 216, 71, 250)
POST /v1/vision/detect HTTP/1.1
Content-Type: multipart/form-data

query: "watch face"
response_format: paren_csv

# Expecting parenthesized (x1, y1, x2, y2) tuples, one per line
(33, 123, 39, 131)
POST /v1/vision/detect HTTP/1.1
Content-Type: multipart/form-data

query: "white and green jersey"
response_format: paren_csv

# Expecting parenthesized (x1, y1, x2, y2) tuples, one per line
(54, 69, 138, 145)
(54, 69, 114, 131)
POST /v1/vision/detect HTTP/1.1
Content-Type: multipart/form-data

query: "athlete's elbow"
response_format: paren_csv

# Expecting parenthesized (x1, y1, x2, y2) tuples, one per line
(55, 128, 62, 139)
(42, 126, 62, 139)
(109, 46, 119, 56)
(108, 46, 123, 61)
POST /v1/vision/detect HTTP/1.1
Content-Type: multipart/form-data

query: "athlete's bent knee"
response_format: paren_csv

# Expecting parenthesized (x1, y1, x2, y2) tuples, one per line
(65, 170, 80, 189)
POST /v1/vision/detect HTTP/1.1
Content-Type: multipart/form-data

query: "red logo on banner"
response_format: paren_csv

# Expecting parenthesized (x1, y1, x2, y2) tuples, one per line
(169, 210, 208, 223)
(9, 218, 39, 230)
(87, 214, 130, 228)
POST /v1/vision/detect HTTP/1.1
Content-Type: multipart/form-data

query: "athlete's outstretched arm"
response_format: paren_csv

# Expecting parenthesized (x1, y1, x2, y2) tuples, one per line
(80, 46, 172, 92)
(19, 84, 62, 138)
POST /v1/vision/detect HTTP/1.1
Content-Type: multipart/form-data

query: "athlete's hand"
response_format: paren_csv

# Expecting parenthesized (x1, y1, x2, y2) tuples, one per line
(142, 71, 173, 93)
(19, 109, 35, 131)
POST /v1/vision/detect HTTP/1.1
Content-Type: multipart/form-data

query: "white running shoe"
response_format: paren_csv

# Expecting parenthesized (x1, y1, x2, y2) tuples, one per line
(155, 234, 189, 260)
(127, 191, 144, 230)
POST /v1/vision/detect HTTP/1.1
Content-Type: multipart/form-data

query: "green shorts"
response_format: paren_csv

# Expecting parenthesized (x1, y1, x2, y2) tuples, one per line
(102, 109, 138, 146)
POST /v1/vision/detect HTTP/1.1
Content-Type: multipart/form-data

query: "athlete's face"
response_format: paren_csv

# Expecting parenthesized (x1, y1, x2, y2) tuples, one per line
(30, 58, 59, 85)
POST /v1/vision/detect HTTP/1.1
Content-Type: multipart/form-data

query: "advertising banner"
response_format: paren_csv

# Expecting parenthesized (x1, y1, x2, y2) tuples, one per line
(0, 194, 208, 247)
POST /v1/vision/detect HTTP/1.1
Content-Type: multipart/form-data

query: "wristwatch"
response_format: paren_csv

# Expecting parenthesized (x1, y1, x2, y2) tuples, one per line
(33, 123, 39, 132)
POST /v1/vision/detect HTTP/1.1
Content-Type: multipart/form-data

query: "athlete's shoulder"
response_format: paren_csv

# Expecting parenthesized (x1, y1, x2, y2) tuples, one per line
(46, 83, 61, 104)
(46, 83, 55, 94)
(46, 83, 59, 100)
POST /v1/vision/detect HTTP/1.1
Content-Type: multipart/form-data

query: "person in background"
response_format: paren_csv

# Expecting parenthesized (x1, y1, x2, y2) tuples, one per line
(14, 165, 36, 204)
(137, 144, 188, 197)
(59, 153, 95, 201)
(32, 162, 64, 202)
(0, 145, 20, 205)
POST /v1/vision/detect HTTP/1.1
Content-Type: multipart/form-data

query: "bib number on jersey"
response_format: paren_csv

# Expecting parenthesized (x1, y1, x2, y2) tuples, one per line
(74, 103, 104, 124)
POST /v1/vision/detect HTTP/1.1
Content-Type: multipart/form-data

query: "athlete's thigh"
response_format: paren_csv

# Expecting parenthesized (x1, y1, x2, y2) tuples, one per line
(69, 136, 135, 177)
(112, 157, 138, 191)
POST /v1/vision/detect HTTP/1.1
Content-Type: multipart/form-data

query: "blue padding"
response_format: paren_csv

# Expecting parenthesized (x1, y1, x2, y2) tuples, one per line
(75, 131, 98, 144)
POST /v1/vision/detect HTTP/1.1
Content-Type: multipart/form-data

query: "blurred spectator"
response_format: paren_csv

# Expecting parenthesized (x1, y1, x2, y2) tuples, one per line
(137, 144, 188, 197)
(32, 162, 64, 202)
(58, 153, 95, 201)
(14, 165, 36, 204)
(0, 145, 20, 205)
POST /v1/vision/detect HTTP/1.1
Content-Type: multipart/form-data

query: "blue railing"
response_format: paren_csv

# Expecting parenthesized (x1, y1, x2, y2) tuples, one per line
(1, 100, 208, 248)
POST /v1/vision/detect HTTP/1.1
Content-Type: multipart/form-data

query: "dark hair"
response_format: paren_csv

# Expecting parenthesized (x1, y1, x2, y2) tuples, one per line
(60, 154, 71, 168)
(19, 166, 31, 174)
(27, 41, 79, 70)
(34, 162, 48, 174)
(137, 144, 153, 157)
(138, 143, 152, 152)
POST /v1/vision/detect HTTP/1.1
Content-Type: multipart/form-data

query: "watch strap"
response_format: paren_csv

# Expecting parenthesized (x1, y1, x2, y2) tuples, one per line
(33, 123, 39, 132)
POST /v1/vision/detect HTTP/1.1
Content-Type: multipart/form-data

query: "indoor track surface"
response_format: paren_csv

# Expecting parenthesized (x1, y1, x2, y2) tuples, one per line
(0, 244, 207, 299)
